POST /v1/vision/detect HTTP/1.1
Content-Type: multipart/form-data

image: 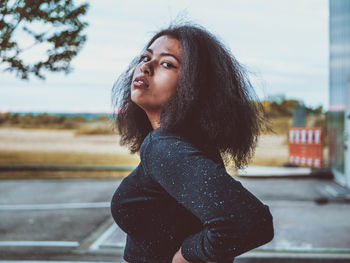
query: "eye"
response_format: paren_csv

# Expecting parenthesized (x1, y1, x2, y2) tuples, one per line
(139, 55, 150, 63)
(161, 61, 175, 69)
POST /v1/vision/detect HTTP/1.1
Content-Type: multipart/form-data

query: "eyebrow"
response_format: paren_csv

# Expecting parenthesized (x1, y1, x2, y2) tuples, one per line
(146, 48, 181, 63)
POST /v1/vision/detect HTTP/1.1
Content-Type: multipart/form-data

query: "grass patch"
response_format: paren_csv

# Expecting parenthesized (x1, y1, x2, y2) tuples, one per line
(250, 156, 288, 167)
(0, 150, 139, 166)
(264, 117, 292, 135)
(0, 170, 131, 179)
(0, 150, 139, 179)
(74, 127, 115, 136)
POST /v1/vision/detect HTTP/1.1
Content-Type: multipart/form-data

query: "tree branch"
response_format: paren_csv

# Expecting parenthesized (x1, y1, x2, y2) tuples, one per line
(0, 0, 89, 80)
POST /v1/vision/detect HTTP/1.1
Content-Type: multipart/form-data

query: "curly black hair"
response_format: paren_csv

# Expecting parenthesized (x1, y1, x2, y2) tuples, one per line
(112, 23, 266, 168)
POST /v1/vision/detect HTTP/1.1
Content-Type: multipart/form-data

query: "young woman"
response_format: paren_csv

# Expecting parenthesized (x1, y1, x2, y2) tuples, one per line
(111, 23, 274, 263)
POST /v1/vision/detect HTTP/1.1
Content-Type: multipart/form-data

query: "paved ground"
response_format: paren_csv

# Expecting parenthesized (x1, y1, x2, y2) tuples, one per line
(1, 175, 350, 262)
(0, 179, 120, 261)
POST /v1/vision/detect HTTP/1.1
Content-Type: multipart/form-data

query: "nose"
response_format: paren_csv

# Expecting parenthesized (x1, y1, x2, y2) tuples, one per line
(140, 61, 154, 75)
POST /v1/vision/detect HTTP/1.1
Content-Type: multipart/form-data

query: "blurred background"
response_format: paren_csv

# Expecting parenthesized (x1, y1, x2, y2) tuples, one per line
(1, 0, 350, 262)
(0, 0, 329, 170)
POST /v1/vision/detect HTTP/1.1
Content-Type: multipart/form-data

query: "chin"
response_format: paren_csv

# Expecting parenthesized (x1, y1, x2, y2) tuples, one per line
(130, 93, 141, 104)
(131, 97, 146, 110)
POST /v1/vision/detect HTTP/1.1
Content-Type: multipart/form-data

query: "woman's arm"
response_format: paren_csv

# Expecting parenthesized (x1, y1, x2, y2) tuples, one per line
(123, 247, 192, 263)
(172, 247, 190, 263)
(142, 133, 274, 262)
(172, 247, 213, 263)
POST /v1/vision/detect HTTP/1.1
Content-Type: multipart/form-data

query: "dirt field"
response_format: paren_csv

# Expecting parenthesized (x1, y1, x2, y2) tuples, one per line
(253, 134, 289, 166)
(0, 128, 290, 167)
(0, 128, 128, 154)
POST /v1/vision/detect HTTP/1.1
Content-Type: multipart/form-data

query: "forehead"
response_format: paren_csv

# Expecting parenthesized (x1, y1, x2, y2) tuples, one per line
(148, 36, 182, 57)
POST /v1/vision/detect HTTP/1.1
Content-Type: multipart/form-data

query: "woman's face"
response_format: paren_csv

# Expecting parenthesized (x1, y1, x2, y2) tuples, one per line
(131, 35, 182, 115)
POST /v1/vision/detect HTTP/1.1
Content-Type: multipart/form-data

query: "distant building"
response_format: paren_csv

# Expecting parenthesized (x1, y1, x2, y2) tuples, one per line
(329, 0, 350, 187)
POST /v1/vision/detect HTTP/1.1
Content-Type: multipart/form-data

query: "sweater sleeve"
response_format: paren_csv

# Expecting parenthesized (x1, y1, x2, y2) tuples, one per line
(141, 132, 274, 263)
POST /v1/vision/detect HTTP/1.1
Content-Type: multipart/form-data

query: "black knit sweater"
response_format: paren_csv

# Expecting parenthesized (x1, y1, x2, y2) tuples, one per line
(111, 128, 274, 263)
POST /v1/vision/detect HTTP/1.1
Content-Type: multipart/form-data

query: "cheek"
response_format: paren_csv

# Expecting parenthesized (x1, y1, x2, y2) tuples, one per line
(167, 77, 179, 98)
(155, 85, 177, 104)
(158, 73, 179, 96)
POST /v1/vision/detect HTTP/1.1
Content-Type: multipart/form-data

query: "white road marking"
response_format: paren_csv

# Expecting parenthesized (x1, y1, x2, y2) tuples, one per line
(265, 200, 324, 207)
(0, 202, 110, 210)
(0, 241, 79, 247)
(90, 223, 118, 250)
(0, 201, 323, 210)
(324, 185, 340, 197)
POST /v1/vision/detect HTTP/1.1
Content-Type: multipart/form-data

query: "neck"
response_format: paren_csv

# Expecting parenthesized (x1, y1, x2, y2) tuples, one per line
(146, 111, 160, 130)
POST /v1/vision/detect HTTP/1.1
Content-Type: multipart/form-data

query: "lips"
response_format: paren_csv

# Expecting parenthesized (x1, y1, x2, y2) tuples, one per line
(133, 76, 149, 88)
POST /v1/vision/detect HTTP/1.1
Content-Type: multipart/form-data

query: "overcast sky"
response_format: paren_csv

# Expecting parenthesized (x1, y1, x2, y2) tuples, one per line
(0, 0, 329, 112)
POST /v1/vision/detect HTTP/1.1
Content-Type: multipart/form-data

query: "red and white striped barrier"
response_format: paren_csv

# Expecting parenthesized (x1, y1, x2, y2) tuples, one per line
(289, 128, 323, 168)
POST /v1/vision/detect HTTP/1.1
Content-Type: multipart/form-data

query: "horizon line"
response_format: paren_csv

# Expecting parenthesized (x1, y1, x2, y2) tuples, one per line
(0, 108, 115, 114)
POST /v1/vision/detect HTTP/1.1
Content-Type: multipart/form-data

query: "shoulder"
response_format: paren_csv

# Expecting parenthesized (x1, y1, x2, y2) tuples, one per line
(141, 128, 225, 166)
(140, 128, 226, 183)
(140, 128, 198, 160)
(140, 128, 197, 175)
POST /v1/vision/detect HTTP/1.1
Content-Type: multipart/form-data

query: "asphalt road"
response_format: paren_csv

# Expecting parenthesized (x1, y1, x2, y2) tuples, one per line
(0, 178, 122, 261)
(1, 176, 350, 263)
